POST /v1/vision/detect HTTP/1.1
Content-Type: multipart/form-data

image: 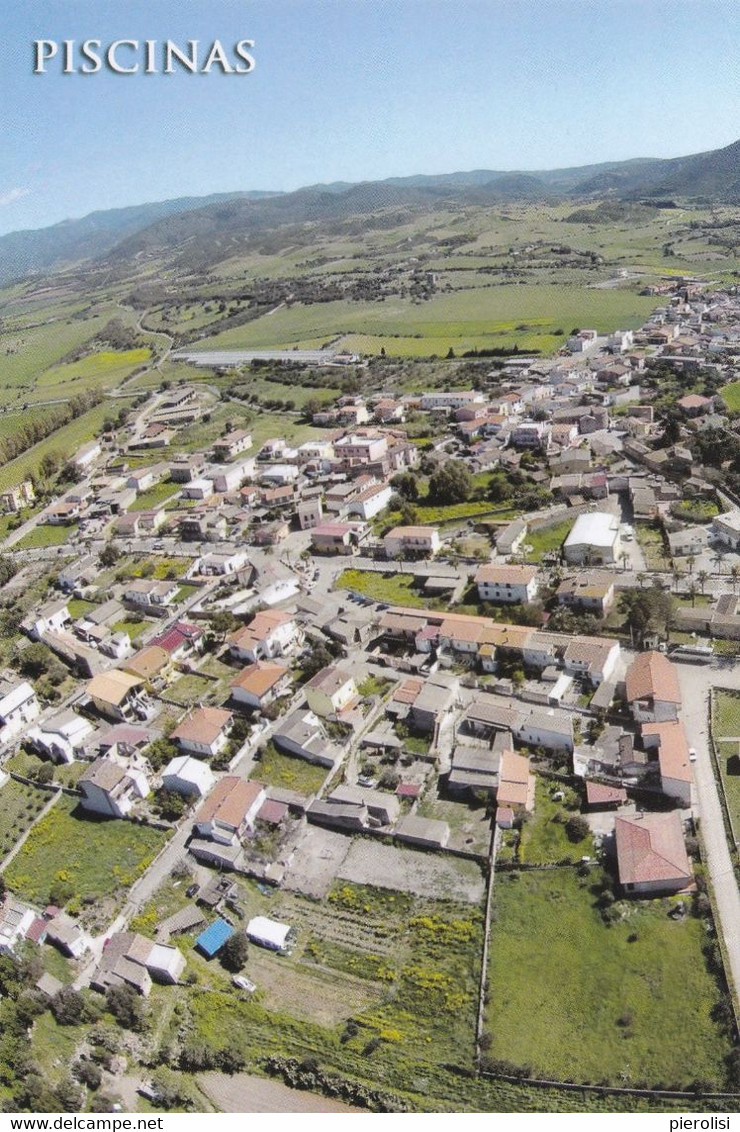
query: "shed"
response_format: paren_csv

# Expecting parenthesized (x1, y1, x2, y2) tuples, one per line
(195, 918, 235, 958)
(246, 915, 293, 952)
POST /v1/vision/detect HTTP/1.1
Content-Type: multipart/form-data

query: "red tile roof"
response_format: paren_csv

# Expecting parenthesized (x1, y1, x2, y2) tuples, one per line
(615, 812, 692, 887)
(625, 651, 681, 706)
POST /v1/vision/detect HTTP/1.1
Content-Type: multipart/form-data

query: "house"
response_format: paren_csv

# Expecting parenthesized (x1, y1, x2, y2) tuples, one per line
(556, 572, 615, 616)
(667, 526, 709, 558)
(475, 563, 538, 605)
(1, 480, 35, 513)
(209, 458, 255, 494)
(585, 781, 627, 810)
(195, 549, 250, 576)
(305, 665, 357, 717)
(297, 498, 324, 530)
(0, 680, 40, 743)
(328, 784, 400, 826)
(383, 526, 441, 559)
(195, 918, 235, 959)
(193, 776, 266, 843)
(273, 706, 339, 768)
(677, 393, 713, 418)
(496, 749, 535, 811)
(123, 645, 171, 683)
(44, 913, 91, 959)
(625, 651, 681, 723)
(615, 811, 693, 895)
(213, 429, 253, 460)
(448, 743, 499, 794)
(563, 512, 621, 566)
(230, 661, 291, 709)
(713, 510, 740, 551)
(310, 521, 368, 555)
(23, 599, 70, 641)
(124, 579, 179, 608)
(227, 610, 299, 663)
(27, 709, 94, 764)
(87, 670, 145, 721)
(169, 454, 207, 483)
(171, 706, 233, 759)
(91, 931, 185, 995)
(150, 621, 204, 661)
(79, 755, 150, 818)
(162, 754, 216, 798)
(409, 671, 459, 733)
(515, 707, 574, 753)
(641, 720, 692, 806)
(0, 896, 35, 956)
(181, 478, 214, 501)
(346, 482, 393, 521)
(420, 391, 485, 411)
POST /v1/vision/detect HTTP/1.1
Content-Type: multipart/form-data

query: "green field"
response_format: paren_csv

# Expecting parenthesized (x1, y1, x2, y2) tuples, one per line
(13, 522, 78, 549)
(520, 518, 575, 563)
(720, 382, 740, 413)
(0, 778, 50, 861)
(127, 480, 180, 511)
(27, 348, 151, 401)
(184, 284, 660, 359)
(0, 398, 134, 492)
(335, 569, 427, 608)
(4, 795, 168, 918)
(249, 744, 329, 796)
(517, 778, 593, 864)
(485, 868, 730, 1087)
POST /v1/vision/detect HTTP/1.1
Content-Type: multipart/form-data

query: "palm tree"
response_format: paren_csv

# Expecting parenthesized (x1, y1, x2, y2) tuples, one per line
(688, 582, 699, 608)
(731, 564, 740, 595)
(713, 550, 726, 575)
(687, 554, 696, 576)
(619, 552, 629, 573)
(671, 566, 683, 594)
(697, 569, 709, 594)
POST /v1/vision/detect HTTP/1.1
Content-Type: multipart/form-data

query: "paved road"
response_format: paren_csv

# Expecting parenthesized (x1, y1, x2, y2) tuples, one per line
(677, 660, 740, 1003)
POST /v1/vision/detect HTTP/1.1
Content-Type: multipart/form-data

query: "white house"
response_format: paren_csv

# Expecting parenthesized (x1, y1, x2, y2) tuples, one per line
(27, 709, 94, 764)
(475, 563, 538, 604)
(625, 651, 681, 723)
(193, 776, 266, 844)
(713, 510, 740, 551)
(227, 610, 299, 663)
(162, 754, 216, 797)
(79, 755, 150, 818)
(0, 681, 40, 744)
(171, 706, 233, 759)
(305, 665, 358, 718)
(383, 526, 441, 559)
(346, 482, 393, 521)
(246, 915, 293, 952)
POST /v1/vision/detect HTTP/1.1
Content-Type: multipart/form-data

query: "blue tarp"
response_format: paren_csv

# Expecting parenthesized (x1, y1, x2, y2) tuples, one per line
(195, 918, 235, 958)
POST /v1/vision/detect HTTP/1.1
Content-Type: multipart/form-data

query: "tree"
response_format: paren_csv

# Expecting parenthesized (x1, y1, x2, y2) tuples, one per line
(99, 543, 120, 568)
(144, 738, 177, 772)
(620, 586, 675, 648)
(427, 460, 473, 505)
(688, 583, 699, 608)
(51, 987, 88, 1026)
(302, 642, 334, 679)
(697, 569, 710, 594)
(105, 983, 146, 1032)
(390, 472, 419, 501)
(16, 643, 64, 682)
(565, 815, 590, 843)
(209, 610, 240, 641)
(73, 1059, 102, 1090)
(220, 932, 249, 972)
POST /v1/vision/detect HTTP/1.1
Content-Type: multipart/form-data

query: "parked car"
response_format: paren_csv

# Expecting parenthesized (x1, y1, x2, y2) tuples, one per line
(232, 975, 257, 992)
(689, 747, 697, 762)
(186, 883, 200, 898)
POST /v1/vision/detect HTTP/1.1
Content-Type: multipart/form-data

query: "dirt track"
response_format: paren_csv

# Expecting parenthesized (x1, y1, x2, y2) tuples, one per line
(199, 1072, 362, 1113)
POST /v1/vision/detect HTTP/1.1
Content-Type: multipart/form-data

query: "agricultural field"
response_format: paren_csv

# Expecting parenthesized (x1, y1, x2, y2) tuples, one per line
(635, 522, 669, 570)
(0, 397, 134, 492)
(0, 778, 50, 861)
(485, 868, 731, 1087)
(26, 348, 151, 401)
(4, 795, 168, 922)
(711, 689, 740, 843)
(720, 381, 740, 413)
(184, 284, 660, 360)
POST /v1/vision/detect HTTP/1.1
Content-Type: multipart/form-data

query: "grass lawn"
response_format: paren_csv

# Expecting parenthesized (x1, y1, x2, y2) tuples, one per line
(485, 868, 731, 1087)
(4, 795, 168, 913)
(175, 583, 200, 603)
(720, 381, 740, 412)
(166, 673, 219, 707)
(14, 523, 78, 550)
(357, 675, 394, 698)
(128, 480, 180, 511)
(518, 777, 592, 865)
(5, 750, 86, 789)
(711, 690, 740, 843)
(111, 617, 150, 642)
(335, 569, 426, 608)
(250, 744, 329, 796)
(125, 556, 191, 580)
(0, 778, 50, 860)
(520, 518, 574, 564)
(636, 522, 668, 570)
(66, 597, 98, 619)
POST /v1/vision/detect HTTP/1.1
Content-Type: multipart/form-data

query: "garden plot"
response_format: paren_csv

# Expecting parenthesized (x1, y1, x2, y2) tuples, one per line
(337, 839, 485, 903)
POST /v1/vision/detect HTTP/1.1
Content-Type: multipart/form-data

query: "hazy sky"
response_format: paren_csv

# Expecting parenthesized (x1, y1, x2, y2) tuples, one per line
(1, 0, 739, 236)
